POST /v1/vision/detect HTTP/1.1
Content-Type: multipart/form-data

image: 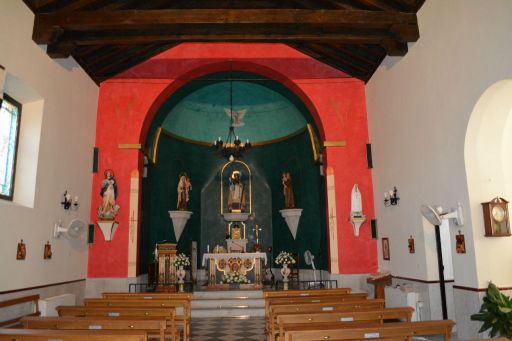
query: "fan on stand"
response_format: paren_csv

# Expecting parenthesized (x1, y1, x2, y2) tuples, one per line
(420, 202, 463, 320)
(304, 250, 318, 285)
(54, 219, 86, 239)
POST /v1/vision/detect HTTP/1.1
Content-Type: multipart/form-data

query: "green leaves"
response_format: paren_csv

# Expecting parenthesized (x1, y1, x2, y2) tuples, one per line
(470, 282, 512, 338)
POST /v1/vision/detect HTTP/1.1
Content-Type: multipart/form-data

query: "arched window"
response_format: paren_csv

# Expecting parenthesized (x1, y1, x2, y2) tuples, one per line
(0, 94, 22, 200)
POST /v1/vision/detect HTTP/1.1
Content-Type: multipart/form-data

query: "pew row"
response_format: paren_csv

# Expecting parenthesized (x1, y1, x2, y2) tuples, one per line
(21, 316, 170, 341)
(263, 288, 351, 299)
(265, 292, 368, 318)
(267, 299, 386, 337)
(0, 329, 147, 341)
(283, 320, 455, 341)
(102, 292, 193, 300)
(82, 299, 189, 341)
(274, 307, 414, 341)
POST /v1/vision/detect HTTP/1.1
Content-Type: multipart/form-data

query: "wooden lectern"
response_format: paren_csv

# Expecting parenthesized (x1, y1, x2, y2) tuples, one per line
(157, 243, 177, 291)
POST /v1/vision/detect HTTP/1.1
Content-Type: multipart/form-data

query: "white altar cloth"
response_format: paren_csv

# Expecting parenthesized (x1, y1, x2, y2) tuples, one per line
(202, 252, 267, 266)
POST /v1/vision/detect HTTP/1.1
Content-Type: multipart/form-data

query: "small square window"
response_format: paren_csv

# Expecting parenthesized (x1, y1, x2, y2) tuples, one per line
(0, 94, 22, 200)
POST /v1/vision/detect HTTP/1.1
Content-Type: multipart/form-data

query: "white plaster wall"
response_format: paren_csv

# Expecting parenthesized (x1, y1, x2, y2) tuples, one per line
(0, 0, 98, 292)
(366, 1, 512, 338)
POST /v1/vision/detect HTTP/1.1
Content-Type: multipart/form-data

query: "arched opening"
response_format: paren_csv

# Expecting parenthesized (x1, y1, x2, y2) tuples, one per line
(465, 79, 512, 286)
(139, 71, 328, 280)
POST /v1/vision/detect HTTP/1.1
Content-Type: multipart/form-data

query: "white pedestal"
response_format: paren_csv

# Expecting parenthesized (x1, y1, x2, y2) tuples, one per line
(223, 212, 250, 222)
(97, 220, 119, 242)
(227, 239, 248, 253)
(280, 208, 303, 240)
(350, 215, 366, 236)
(168, 210, 193, 241)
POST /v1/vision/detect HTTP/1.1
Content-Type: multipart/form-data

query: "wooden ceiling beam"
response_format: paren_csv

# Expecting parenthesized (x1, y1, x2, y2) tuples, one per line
(58, 0, 103, 12)
(382, 38, 408, 55)
(60, 31, 393, 45)
(33, 9, 418, 43)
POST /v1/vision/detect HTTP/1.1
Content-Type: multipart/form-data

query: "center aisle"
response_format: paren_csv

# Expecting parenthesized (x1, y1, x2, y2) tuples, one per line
(191, 317, 266, 341)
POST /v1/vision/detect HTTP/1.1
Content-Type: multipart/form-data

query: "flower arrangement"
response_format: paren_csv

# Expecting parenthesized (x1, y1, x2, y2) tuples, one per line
(174, 253, 190, 267)
(275, 251, 296, 266)
(223, 271, 249, 284)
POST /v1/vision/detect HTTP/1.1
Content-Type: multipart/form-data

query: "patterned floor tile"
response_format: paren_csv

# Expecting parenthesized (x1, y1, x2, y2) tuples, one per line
(191, 318, 266, 341)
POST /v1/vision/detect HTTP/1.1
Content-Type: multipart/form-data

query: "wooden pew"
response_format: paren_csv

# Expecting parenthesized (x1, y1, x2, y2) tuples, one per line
(57, 306, 175, 318)
(267, 299, 385, 339)
(82, 299, 189, 341)
(21, 316, 169, 341)
(102, 292, 192, 300)
(283, 320, 455, 341)
(0, 295, 40, 327)
(266, 292, 367, 316)
(0, 328, 148, 341)
(274, 307, 414, 341)
(263, 288, 351, 299)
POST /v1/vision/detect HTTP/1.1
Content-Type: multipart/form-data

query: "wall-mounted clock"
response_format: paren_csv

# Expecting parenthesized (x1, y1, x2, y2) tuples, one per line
(482, 197, 510, 237)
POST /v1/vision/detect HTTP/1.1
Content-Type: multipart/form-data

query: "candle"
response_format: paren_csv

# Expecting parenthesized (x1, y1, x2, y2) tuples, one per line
(207, 245, 210, 253)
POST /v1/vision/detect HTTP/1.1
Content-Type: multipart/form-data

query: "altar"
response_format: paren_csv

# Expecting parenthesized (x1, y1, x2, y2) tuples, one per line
(202, 252, 267, 288)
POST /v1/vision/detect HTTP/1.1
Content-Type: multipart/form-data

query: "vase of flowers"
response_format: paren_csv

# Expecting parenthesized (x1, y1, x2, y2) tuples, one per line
(174, 253, 190, 292)
(275, 251, 295, 290)
(223, 271, 249, 289)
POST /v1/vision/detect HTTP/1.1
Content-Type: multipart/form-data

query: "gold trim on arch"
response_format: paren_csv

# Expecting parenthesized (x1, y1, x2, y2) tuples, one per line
(306, 123, 320, 162)
(220, 160, 252, 215)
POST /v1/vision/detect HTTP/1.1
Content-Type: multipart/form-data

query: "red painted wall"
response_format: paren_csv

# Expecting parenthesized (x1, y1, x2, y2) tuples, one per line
(88, 43, 377, 277)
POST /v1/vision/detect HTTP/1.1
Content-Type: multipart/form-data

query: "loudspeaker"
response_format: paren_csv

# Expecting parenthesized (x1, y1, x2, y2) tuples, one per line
(88, 224, 94, 244)
(366, 143, 373, 169)
(371, 219, 377, 239)
(92, 147, 99, 173)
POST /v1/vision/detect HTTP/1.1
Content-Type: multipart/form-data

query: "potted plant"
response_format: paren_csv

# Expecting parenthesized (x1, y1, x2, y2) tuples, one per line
(471, 282, 512, 338)
(174, 253, 190, 292)
(275, 251, 296, 290)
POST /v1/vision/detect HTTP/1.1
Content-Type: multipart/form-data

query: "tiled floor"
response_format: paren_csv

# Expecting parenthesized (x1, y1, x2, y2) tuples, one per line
(191, 317, 266, 341)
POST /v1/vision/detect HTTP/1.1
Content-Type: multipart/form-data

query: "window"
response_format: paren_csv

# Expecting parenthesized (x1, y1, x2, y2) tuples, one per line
(0, 94, 22, 200)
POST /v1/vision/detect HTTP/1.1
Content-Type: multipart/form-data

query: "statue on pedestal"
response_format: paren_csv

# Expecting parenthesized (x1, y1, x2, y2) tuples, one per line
(98, 169, 120, 219)
(282, 172, 295, 209)
(228, 170, 245, 212)
(177, 172, 192, 211)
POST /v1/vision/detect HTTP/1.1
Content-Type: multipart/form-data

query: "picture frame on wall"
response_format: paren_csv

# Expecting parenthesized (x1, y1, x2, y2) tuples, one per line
(382, 237, 390, 260)
(456, 230, 466, 254)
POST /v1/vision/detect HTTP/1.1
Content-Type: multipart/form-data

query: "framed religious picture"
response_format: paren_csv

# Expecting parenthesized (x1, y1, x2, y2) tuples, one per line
(408, 235, 415, 254)
(382, 238, 390, 260)
(43, 241, 52, 259)
(456, 230, 466, 254)
(16, 239, 26, 260)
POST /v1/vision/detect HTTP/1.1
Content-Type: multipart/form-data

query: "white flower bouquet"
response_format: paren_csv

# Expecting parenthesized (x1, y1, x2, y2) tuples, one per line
(223, 271, 249, 284)
(275, 251, 296, 265)
(174, 253, 191, 267)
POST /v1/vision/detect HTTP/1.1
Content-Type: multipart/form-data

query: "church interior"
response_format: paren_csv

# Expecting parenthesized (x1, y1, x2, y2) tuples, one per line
(1, 1, 512, 340)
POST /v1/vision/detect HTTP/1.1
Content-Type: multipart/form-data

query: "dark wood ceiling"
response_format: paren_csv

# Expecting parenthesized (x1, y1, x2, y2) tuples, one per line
(23, 0, 424, 84)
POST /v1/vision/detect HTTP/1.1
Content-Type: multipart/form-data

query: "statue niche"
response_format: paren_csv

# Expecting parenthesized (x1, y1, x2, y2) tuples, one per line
(221, 160, 252, 253)
(221, 160, 252, 216)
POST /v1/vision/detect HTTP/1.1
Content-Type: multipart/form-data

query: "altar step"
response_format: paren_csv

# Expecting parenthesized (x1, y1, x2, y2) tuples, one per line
(191, 290, 265, 318)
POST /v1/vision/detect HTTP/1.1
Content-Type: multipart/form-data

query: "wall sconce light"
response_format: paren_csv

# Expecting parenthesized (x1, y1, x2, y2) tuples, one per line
(384, 187, 400, 207)
(61, 191, 79, 210)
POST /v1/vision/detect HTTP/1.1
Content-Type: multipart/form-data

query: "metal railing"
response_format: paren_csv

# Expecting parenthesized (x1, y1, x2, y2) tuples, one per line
(273, 280, 338, 290)
(128, 281, 194, 293)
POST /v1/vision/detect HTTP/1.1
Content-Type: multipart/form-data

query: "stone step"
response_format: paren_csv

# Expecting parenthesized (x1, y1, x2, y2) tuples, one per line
(191, 289, 265, 318)
(192, 298, 264, 309)
(193, 290, 263, 300)
(191, 307, 265, 318)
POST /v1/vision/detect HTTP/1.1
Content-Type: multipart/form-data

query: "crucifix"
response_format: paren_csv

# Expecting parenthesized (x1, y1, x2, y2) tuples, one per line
(252, 224, 262, 244)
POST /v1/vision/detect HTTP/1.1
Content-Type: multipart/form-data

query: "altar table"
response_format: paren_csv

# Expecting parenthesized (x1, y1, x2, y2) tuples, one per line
(202, 252, 267, 288)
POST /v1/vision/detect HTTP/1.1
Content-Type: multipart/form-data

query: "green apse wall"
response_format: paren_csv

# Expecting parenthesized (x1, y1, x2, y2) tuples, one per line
(140, 72, 327, 272)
